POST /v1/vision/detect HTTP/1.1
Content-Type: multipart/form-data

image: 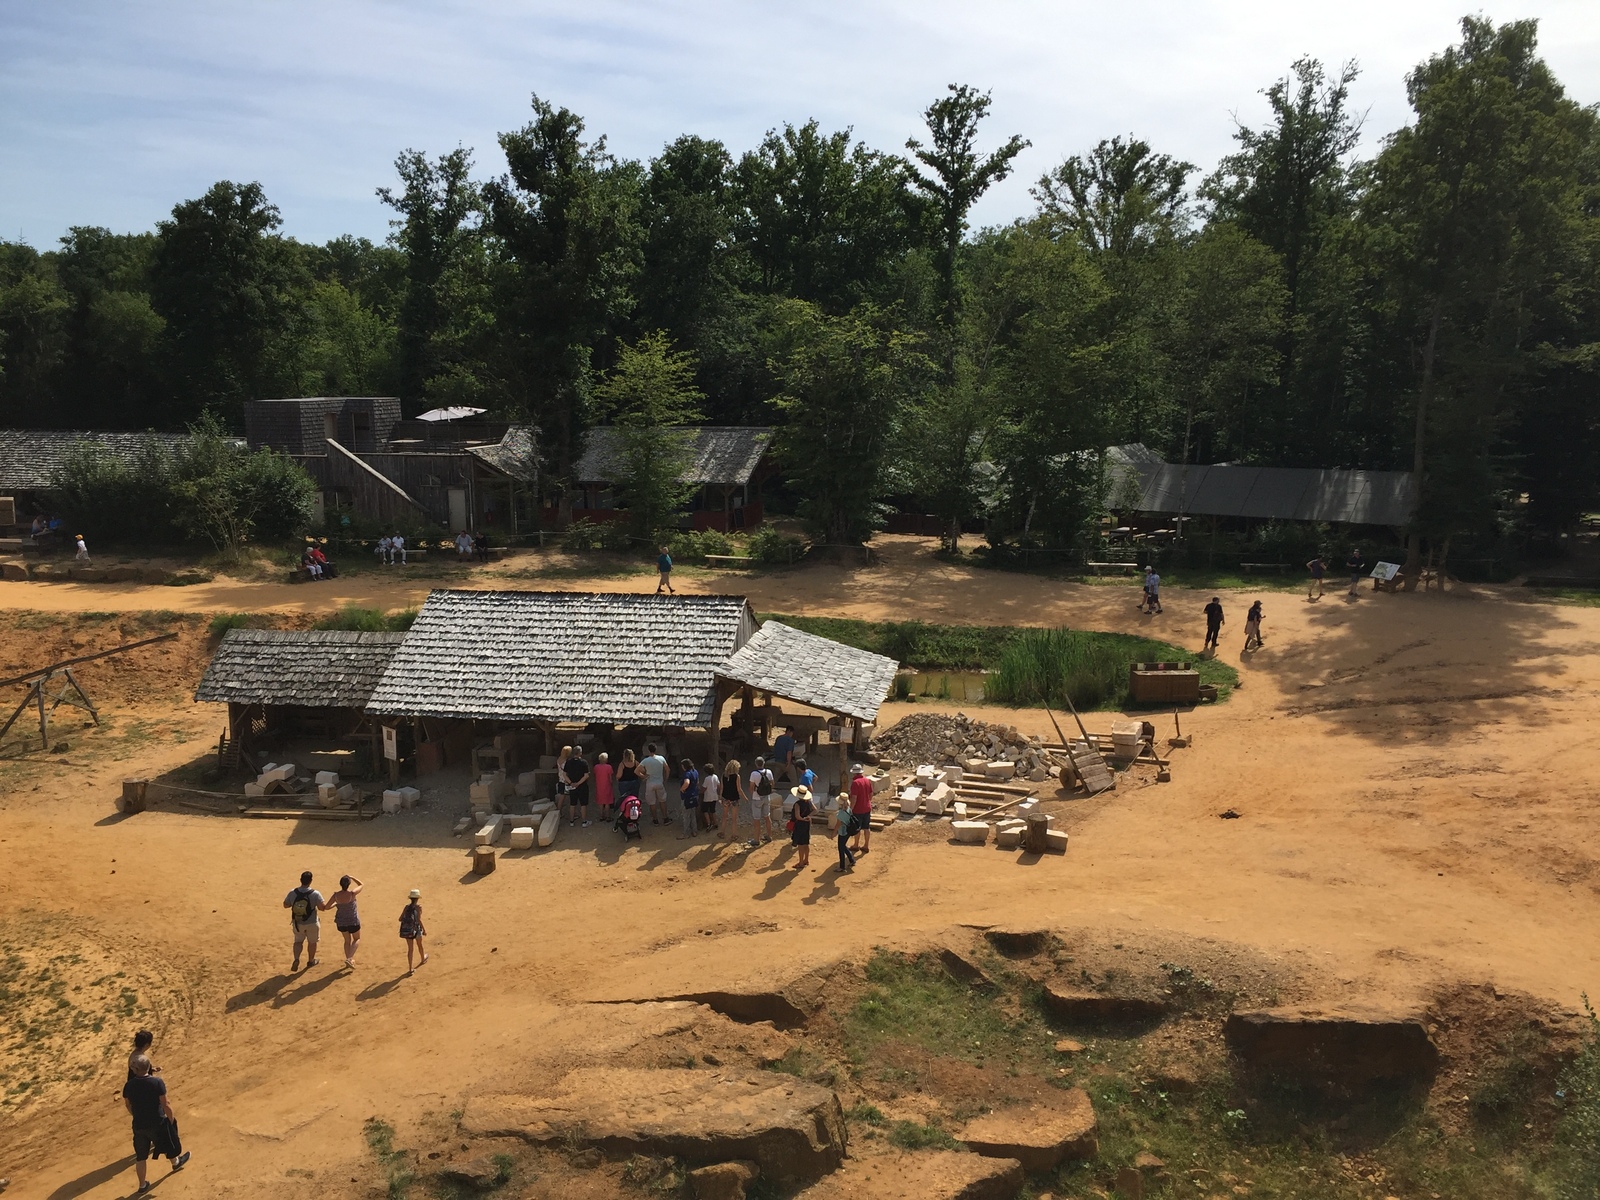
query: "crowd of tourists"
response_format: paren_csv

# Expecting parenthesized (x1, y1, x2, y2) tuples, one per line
(549, 728, 877, 873)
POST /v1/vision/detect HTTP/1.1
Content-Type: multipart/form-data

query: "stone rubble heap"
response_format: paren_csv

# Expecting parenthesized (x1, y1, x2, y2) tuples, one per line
(872, 711, 1063, 783)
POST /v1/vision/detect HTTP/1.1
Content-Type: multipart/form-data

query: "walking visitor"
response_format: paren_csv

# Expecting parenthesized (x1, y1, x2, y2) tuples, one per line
(1307, 555, 1326, 600)
(1203, 596, 1224, 651)
(564, 746, 592, 827)
(1244, 600, 1264, 651)
(1346, 548, 1365, 595)
(641, 743, 670, 826)
(74, 533, 90, 561)
(833, 793, 856, 873)
(677, 757, 700, 837)
(1143, 566, 1163, 614)
(848, 764, 875, 854)
(699, 760, 721, 832)
(593, 752, 615, 822)
(400, 888, 427, 974)
(283, 870, 323, 971)
(127, 1029, 160, 1079)
(656, 545, 675, 594)
(790, 784, 814, 869)
(123, 1053, 189, 1192)
(324, 873, 364, 968)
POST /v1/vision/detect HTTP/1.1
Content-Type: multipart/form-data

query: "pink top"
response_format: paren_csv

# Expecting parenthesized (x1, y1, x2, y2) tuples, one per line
(592, 761, 615, 804)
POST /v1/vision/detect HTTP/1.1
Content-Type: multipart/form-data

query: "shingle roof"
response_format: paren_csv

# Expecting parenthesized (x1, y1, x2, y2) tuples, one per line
(0, 429, 195, 492)
(574, 426, 773, 486)
(719, 621, 900, 723)
(195, 629, 408, 708)
(1108, 449, 1416, 526)
(466, 425, 539, 482)
(366, 590, 758, 727)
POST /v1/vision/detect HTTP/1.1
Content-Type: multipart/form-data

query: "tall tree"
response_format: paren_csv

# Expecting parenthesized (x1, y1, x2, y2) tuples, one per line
(378, 147, 481, 408)
(0, 242, 70, 427)
(484, 95, 643, 477)
(906, 84, 1029, 367)
(51, 227, 164, 428)
(1035, 136, 1192, 258)
(590, 331, 705, 537)
(148, 181, 303, 427)
(1366, 17, 1599, 580)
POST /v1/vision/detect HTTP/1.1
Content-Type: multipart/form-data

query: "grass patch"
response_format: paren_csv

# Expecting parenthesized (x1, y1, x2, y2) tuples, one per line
(845, 952, 1038, 1069)
(987, 627, 1238, 709)
(762, 615, 1022, 672)
(312, 606, 418, 632)
(363, 1117, 414, 1199)
(887, 1119, 962, 1150)
(208, 612, 274, 637)
(1525, 587, 1600, 607)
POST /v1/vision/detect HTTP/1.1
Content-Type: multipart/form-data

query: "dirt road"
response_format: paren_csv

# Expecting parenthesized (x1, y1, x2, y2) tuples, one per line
(1, 539, 1596, 1198)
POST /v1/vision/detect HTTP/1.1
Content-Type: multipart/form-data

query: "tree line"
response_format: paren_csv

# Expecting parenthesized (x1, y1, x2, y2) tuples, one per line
(1, 16, 1595, 562)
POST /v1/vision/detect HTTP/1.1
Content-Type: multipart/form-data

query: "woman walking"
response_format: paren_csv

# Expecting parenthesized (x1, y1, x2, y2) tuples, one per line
(790, 784, 814, 869)
(1243, 600, 1265, 651)
(324, 874, 364, 968)
(399, 888, 427, 975)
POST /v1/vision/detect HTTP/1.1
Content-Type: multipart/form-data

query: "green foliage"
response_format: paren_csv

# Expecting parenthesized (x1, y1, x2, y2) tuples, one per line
(563, 518, 635, 553)
(591, 331, 705, 537)
(208, 612, 272, 637)
(312, 606, 417, 632)
(762, 614, 1019, 672)
(663, 528, 732, 563)
(745, 525, 806, 564)
(846, 952, 1028, 1067)
(362, 1117, 413, 1200)
(1555, 997, 1600, 1198)
(845, 1102, 886, 1125)
(887, 1120, 962, 1151)
(986, 627, 1238, 709)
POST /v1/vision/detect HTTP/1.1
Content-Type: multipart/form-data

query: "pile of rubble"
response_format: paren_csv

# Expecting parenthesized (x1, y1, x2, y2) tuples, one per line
(872, 712, 1061, 782)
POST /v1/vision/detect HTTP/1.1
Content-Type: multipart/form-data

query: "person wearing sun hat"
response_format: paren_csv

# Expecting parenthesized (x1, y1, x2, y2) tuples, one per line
(399, 889, 427, 974)
(789, 784, 814, 869)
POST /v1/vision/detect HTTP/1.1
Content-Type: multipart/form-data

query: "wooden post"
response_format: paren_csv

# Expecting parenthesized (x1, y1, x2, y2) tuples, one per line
(1024, 812, 1050, 854)
(472, 845, 496, 875)
(120, 779, 148, 814)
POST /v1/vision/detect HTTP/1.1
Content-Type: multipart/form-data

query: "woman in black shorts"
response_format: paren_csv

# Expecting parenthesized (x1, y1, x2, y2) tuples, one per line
(324, 873, 364, 968)
(789, 785, 814, 869)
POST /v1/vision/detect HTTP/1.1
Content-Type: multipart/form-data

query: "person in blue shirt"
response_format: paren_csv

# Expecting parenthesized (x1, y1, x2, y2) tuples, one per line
(677, 758, 700, 838)
(772, 726, 796, 783)
(656, 546, 675, 594)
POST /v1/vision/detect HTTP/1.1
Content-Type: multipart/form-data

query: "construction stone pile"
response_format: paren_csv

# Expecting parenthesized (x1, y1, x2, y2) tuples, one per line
(873, 712, 1062, 783)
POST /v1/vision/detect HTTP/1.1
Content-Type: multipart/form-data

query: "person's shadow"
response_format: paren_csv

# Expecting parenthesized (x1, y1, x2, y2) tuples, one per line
(356, 973, 408, 1002)
(225, 973, 292, 1012)
(45, 1155, 135, 1199)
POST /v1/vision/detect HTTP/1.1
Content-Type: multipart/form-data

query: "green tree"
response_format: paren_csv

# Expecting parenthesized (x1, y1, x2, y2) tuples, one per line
(1035, 136, 1192, 258)
(590, 331, 704, 537)
(1366, 16, 1599, 579)
(169, 412, 316, 556)
(149, 181, 305, 427)
(0, 242, 69, 426)
(52, 227, 165, 428)
(378, 147, 481, 407)
(768, 301, 928, 544)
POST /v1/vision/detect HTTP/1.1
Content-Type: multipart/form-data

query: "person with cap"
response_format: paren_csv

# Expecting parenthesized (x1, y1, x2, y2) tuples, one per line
(123, 1052, 189, 1191)
(283, 870, 324, 971)
(789, 784, 815, 868)
(833, 792, 857, 873)
(848, 764, 876, 855)
(74, 533, 90, 562)
(400, 888, 427, 974)
(745, 756, 776, 846)
(1203, 596, 1225, 652)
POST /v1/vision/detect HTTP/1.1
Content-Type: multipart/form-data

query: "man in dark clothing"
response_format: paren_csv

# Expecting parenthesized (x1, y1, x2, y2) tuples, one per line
(1203, 597, 1225, 651)
(1346, 549, 1365, 596)
(124, 1053, 189, 1191)
(564, 749, 591, 828)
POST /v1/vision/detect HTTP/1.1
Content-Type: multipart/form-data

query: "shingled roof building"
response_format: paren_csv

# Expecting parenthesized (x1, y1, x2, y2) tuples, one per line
(561, 426, 777, 532)
(194, 628, 407, 769)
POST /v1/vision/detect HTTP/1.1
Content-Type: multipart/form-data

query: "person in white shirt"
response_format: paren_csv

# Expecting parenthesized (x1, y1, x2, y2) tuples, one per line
(640, 744, 670, 827)
(376, 536, 392, 565)
(454, 530, 473, 560)
(744, 757, 775, 846)
(74, 534, 90, 561)
(391, 533, 407, 565)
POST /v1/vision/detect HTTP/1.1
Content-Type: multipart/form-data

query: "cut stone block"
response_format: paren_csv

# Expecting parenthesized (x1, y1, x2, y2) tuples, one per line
(1029, 768, 1050, 782)
(995, 827, 1023, 849)
(460, 1067, 846, 1184)
(529, 799, 555, 816)
(508, 827, 536, 850)
(953, 801, 967, 819)
(1042, 984, 1169, 1023)
(1017, 799, 1039, 815)
(469, 782, 493, 806)
(538, 809, 560, 847)
(870, 773, 890, 795)
(453, 816, 473, 835)
(337, 784, 354, 802)
(1223, 1005, 1439, 1090)
(952, 820, 991, 845)
(315, 770, 339, 787)
(958, 1088, 1098, 1171)
(262, 762, 295, 783)
(1044, 829, 1068, 853)
(795, 1149, 1022, 1200)
(984, 761, 1016, 780)
(244, 782, 265, 798)
(961, 756, 988, 773)
(398, 786, 420, 809)
(475, 816, 504, 846)
(942, 765, 964, 784)
(381, 790, 402, 814)
(317, 784, 340, 809)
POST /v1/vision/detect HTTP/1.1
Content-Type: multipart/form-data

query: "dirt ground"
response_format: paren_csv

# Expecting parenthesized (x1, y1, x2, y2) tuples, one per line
(1, 535, 1597, 1198)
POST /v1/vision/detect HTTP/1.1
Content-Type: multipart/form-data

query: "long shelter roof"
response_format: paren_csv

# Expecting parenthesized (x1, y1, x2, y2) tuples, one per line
(573, 426, 773, 487)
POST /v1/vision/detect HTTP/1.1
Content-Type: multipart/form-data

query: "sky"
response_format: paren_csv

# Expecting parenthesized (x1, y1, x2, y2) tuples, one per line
(2, 1, 1597, 249)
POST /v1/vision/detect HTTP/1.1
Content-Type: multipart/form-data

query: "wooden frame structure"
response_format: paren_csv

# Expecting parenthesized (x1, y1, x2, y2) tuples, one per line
(0, 632, 178, 749)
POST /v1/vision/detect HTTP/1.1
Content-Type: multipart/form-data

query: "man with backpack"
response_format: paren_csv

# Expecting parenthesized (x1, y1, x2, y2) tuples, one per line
(746, 756, 775, 847)
(283, 870, 324, 971)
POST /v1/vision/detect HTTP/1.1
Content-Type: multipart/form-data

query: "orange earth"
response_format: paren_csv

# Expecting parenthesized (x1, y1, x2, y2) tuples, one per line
(0, 535, 1596, 1198)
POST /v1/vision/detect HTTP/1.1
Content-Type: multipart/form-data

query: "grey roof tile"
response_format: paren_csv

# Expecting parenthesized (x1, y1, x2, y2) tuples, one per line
(366, 590, 757, 727)
(719, 621, 899, 723)
(0, 429, 198, 492)
(465, 425, 539, 482)
(574, 426, 773, 486)
(195, 629, 407, 708)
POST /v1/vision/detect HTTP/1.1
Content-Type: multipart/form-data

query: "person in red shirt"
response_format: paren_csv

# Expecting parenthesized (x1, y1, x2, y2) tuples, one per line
(592, 752, 616, 823)
(848, 764, 876, 855)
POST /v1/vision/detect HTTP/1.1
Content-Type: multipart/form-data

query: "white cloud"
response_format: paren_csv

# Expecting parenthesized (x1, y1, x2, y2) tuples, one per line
(1, 0, 1595, 246)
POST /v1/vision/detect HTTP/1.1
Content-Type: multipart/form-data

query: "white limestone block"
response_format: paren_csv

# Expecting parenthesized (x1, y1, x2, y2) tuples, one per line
(537, 809, 560, 847)
(529, 799, 555, 816)
(398, 786, 420, 809)
(315, 770, 339, 787)
(953, 801, 968, 819)
(244, 781, 265, 798)
(1045, 829, 1069, 853)
(381, 791, 402, 814)
(475, 816, 504, 846)
(1017, 798, 1040, 815)
(898, 789, 923, 815)
(452, 816, 473, 835)
(985, 760, 1016, 780)
(924, 790, 946, 817)
(996, 826, 1023, 849)
(942, 765, 964, 784)
(508, 827, 536, 850)
(952, 820, 991, 844)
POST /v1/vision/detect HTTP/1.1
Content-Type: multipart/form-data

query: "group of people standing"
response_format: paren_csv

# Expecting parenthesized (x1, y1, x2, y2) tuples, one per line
(283, 870, 428, 975)
(548, 730, 877, 874)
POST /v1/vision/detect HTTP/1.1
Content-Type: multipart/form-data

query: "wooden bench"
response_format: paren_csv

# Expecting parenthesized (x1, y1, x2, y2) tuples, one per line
(1085, 561, 1140, 576)
(1240, 562, 1289, 574)
(704, 554, 755, 568)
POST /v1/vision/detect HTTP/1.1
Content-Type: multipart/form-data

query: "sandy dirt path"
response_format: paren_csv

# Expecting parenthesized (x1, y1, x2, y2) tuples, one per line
(1, 537, 1597, 1198)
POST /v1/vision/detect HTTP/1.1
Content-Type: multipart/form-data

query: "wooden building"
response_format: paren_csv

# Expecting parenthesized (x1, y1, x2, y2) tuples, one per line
(559, 426, 777, 531)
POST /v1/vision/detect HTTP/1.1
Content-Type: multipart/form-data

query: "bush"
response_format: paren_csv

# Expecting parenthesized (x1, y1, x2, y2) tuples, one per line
(665, 528, 734, 563)
(1556, 997, 1600, 1198)
(747, 525, 807, 564)
(208, 612, 272, 638)
(312, 605, 417, 632)
(986, 626, 1238, 709)
(563, 518, 635, 553)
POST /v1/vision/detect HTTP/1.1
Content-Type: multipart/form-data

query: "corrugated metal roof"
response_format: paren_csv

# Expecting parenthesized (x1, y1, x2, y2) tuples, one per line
(0, 429, 198, 492)
(366, 590, 758, 727)
(718, 622, 899, 723)
(1110, 454, 1416, 526)
(195, 629, 407, 708)
(574, 426, 773, 486)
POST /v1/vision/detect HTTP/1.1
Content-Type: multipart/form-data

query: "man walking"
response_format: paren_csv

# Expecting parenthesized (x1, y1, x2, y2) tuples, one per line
(848, 764, 875, 855)
(124, 1053, 189, 1191)
(283, 870, 324, 971)
(564, 745, 591, 828)
(641, 743, 670, 827)
(1306, 555, 1326, 600)
(1346, 548, 1365, 596)
(1143, 566, 1163, 614)
(656, 545, 675, 594)
(1203, 596, 1224, 652)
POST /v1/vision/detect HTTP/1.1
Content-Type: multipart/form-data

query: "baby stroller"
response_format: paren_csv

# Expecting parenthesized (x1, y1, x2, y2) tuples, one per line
(614, 794, 643, 841)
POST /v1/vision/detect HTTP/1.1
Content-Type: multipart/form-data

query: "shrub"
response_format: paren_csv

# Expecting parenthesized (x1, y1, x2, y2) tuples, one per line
(563, 518, 635, 553)
(208, 612, 271, 637)
(987, 626, 1238, 709)
(1556, 997, 1600, 1198)
(313, 606, 416, 632)
(747, 525, 807, 564)
(665, 528, 734, 563)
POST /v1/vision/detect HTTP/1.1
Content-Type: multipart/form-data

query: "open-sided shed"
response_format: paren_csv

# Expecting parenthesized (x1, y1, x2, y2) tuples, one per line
(194, 628, 407, 770)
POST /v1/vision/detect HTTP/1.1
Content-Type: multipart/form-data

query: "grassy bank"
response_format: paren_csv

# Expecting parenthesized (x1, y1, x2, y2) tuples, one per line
(762, 614, 1237, 709)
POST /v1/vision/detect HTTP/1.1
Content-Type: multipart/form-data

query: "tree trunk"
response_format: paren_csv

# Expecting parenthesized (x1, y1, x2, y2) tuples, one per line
(1402, 305, 1442, 592)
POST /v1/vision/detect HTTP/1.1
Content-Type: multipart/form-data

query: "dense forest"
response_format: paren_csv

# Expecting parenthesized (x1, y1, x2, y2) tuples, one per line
(1, 17, 1596, 558)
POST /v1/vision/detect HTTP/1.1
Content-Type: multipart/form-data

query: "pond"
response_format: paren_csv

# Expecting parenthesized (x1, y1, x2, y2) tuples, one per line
(896, 671, 988, 703)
